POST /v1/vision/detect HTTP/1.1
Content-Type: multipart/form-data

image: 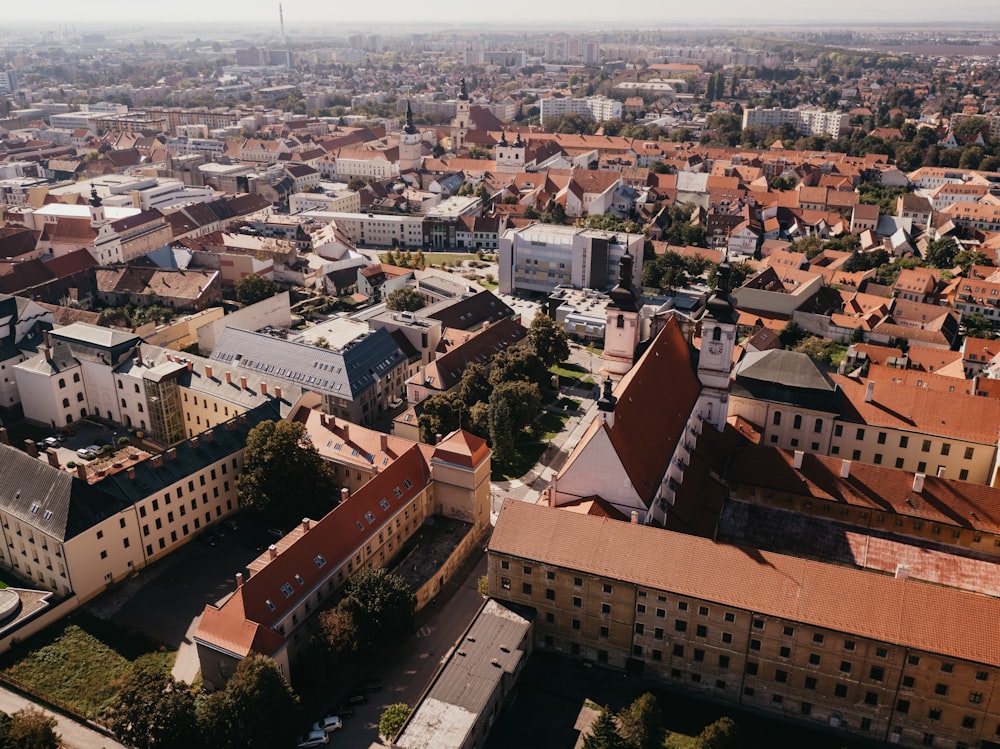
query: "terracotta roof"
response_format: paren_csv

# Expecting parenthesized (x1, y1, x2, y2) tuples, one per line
(833, 374, 1000, 444)
(490, 499, 1000, 667)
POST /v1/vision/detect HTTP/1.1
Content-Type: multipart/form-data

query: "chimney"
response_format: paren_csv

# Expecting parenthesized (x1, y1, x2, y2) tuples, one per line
(937, 466, 946, 478)
(912, 473, 925, 493)
(320, 413, 329, 429)
(275, 386, 282, 400)
(151, 454, 163, 468)
(341, 423, 349, 441)
(236, 572, 244, 588)
(227, 419, 238, 431)
(24, 439, 37, 458)
(436, 433, 443, 444)
(895, 564, 910, 581)
(166, 447, 177, 461)
(205, 365, 213, 380)
(865, 381, 875, 403)
(380, 434, 389, 452)
(840, 459, 851, 479)
(341, 487, 349, 503)
(0, 427, 8, 445)
(187, 360, 194, 372)
(127, 467, 136, 480)
(225, 371, 232, 384)
(792, 450, 804, 469)
(166, 353, 172, 362)
(302, 517, 311, 532)
(238, 413, 247, 426)
(240, 375, 248, 390)
(190, 436, 199, 449)
(76, 463, 87, 480)
(268, 544, 278, 561)
(630, 510, 639, 524)
(203, 429, 215, 443)
(45, 448, 59, 468)
(261, 382, 268, 397)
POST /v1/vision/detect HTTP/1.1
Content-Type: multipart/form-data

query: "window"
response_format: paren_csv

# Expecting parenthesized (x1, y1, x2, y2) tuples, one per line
(100, 550, 107, 559)
(545, 589, 555, 601)
(942, 663, 954, 673)
(573, 596, 582, 608)
(572, 619, 581, 631)
(696, 625, 707, 637)
(896, 457, 905, 469)
(698, 605, 709, 616)
(753, 618, 764, 630)
(852, 449, 861, 460)
(635, 623, 645, 635)
(501, 577, 510, 590)
(809, 653, 821, 665)
(793, 414, 802, 429)
(970, 692, 984, 704)
(694, 649, 705, 662)
(773, 411, 782, 426)
(876, 647, 888, 658)
(601, 603, 611, 614)
(675, 620, 687, 633)
(546, 571, 555, 581)
(908, 654, 921, 666)
(856, 428, 865, 440)
(929, 708, 942, 720)
(500, 560, 509, 570)
(673, 644, 684, 657)
(877, 431, 886, 444)
(745, 661, 758, 676)
(922, 735, 934, 747)
(871, 666, 885, 681)
(902, 676, 915, 689)
(805, 677, 817, 690)
(814, 418, 823, 433)
(603, 583, 612, 594)
(941, 443, 951, 456)
(812, 633, 824, 644)
(750, 639, 761, 651)
(935, 683, 948, 696)
(922, 439, 932, 453)
(843, 640, 856, 651)
(522, 582, 532, 594)
(782, 625, 794, 636)
(724, 612, 735, 623)
(800, 702, 812, 715)
(900, 435, 909, 448)
(840, 661, 852, 673)
(545, 612, 554, 624)
(864, 692, 878, 706)
(897, 700, 910, 714)
(574, 577, 582, 587)
(976, 671, 989, 681)
(599, 626, 609, 639)
(834, 424, 843, 437)
(965, 446, 975, 460)
(637, 603, 646, 613)
(654, 628, 664, 640)
(721, 632, 732, 644)
(834, 684, 848, 698)
(779, 646, 791, 658)
(719, 655, 730, 669)
(775, 670, 788, 683)
(523, 565, 532, 575)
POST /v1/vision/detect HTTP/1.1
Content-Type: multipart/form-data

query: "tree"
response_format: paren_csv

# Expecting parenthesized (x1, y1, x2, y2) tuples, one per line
(697, 716, 738, 749)
(583, 706, 627, 749)
(488, 396, 516, 466)
(233, 274, 277, 306)
(418, 392, 468, 444)
(317, 607, 361, 666)
(236, 420, 339, 518)
(107, 658, 199, 749)
(339, 569, 415, 651)
(963, 311, 996, 340)
(198, 654, 300, 749)
(488, 346, 547, 387)
(0, 708, 60, 749)
(616, 693, 662, 749)
(458, 362, 491, 407)
(924, 237, 959, 269)
(385, 287, 426, 311)
(378, 703, 412, 742)
(527, 314, 570, 367)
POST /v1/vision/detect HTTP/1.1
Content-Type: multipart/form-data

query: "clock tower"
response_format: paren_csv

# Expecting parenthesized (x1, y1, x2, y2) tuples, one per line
(697, 257, 737, 431)
(451, 78, 471, 152)
(399, 101, 422, 172)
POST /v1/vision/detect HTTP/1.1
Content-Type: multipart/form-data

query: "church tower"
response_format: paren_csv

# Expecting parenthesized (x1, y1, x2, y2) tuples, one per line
(88, 185, 106, 229)
(451, 78, 471, 152)
(495, 130, 526, 174)
(399, 101, 422, 172)
(602, 248, 643, 374)
(697, 257, 737, 431)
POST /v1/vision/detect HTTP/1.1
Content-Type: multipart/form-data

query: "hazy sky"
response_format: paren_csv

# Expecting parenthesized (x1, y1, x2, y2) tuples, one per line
(6, 0, 1000, 28)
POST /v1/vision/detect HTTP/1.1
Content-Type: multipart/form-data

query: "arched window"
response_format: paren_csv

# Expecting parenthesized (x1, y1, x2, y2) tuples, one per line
(712, 326, 722, 341)
(72, 373, 80, 383)
(773, 411, 782, 426)
(76, 393, 84, 402)
(793, 414, 802, 429)
(617, 314, 624, 329)
(58, 378, 66, 389)
(117, 380, 123, 390)
(62, 398, 69, 408)
(137, 403, 144, 413)
(121, 399, 127, 407)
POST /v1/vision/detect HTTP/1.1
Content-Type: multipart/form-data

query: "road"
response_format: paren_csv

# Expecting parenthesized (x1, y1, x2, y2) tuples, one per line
(0, 686, 126, 749)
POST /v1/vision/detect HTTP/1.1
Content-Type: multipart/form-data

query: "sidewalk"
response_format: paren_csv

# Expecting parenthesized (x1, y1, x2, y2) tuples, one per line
(0, 685, 126, 749)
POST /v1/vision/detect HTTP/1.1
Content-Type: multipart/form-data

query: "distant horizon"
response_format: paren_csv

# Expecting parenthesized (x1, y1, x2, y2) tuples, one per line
(5, 1, 1000, 31)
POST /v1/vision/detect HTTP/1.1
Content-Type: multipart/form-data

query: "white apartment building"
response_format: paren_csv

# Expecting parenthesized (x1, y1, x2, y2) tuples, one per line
(741, 107, 850, 138)
(289, 190, 361, 215)
(498, 224, 643, 295)
(301, 210, 424, 249)
(539, 95, 622, 124)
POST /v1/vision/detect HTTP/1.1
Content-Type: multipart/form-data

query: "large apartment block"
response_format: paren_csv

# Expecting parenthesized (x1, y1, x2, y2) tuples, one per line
(539, 95, 622, 124)
(489, 500, 1000, 749)
(741, 107, 850, 138)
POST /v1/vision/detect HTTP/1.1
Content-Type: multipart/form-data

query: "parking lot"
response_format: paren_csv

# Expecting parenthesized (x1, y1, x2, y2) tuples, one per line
(27, 419, 127, 467)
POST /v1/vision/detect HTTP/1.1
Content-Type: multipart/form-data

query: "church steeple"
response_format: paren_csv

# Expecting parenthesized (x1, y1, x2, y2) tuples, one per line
(88, 185, 106, 229)
(403, 100, 417, 135)
(458, 77, 469, 101)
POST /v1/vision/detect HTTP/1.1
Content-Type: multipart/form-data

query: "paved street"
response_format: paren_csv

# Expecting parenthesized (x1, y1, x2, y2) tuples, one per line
(0, 686, 126, 749)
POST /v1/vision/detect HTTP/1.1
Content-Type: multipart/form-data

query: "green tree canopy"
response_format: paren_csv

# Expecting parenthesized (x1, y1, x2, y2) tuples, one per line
(583, 706, 628, 749)
(527, 313, 570, 367)
(198, 654, 300, 749)
(488, 346, 548, 387)
(491, 380, 542, 432)
(418, 391, 468, 444)
(233, 274, 277, 306)
(0, 708, 60, 749)
(378, 703, 412, 742)
(106, 658, 199, 749)
(339, 569, 416, 651)
(236, 420, 339, 518)
(458, 362, 491, 407)
(616, 692, 663, 749)
(963, 311, 996, 340)
(923, 237, 959, 269)
(385, 287, 426, 311)
(697, 716, 739, 749)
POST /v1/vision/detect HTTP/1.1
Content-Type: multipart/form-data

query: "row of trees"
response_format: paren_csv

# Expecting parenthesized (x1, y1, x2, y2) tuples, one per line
(417, 314, 569, 464)
(0, 708, 59, 749)
(107, 654, 299, 749)
(583, 693, 739, 749)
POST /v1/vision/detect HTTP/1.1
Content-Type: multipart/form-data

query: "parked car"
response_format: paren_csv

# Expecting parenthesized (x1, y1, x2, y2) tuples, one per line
(354, 679, 383, 694)
(296, 730, 329, 748)
(336, 703, 354, 718)
(76, 447, 94, 458)
(312, 716, 342, 734)
(43, 437, 59, 447)
(86, 444, 101, 454)
(346, 692, 368, 705)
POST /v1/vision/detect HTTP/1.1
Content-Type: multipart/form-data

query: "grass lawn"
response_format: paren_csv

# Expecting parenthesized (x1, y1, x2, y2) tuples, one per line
(663, 732, 701, 749)
(532, 411, 571, 442)
(550, 363, 595, 389)
(0, 614, 174, 721)
(424, 252, 475, 267)
(492, 440, 547, 481)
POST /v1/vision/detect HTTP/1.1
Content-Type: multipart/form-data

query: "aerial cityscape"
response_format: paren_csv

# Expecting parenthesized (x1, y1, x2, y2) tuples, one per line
(1, 11, 1000, 749)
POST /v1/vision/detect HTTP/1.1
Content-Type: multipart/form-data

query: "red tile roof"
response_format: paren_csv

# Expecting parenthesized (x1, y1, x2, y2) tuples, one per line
(490, 499, 1000, 667)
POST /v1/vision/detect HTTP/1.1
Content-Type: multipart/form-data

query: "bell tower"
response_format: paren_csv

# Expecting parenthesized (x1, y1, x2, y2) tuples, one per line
(697, 257, 737, 431)
(451, 78, 471, 152)
(602, 248, 642, 374)
(399, 101, 422, 172)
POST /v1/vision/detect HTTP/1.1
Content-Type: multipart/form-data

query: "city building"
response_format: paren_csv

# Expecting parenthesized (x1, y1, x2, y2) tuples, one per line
(741, 107, 850, 138)
(539, 95, 622, 125)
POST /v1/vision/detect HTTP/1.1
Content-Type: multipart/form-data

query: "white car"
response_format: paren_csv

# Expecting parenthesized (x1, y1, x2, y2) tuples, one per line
(297, 730, 329, 748)
(313, 716, 342, 734)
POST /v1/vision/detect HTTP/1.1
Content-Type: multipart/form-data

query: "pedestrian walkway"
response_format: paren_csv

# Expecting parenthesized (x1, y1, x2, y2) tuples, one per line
(0, 685, 126, 749)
